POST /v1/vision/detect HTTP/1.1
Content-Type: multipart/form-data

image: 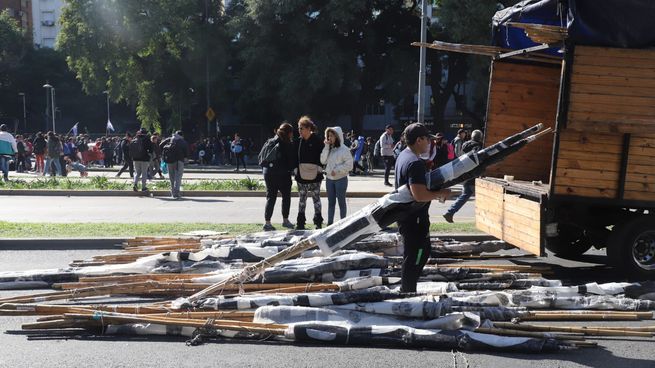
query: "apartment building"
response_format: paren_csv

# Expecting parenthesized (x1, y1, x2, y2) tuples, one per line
(31, 0, 63, 48)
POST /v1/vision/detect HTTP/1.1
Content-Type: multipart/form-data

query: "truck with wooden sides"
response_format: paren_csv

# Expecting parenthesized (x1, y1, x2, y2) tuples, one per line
(416, 0, 655, 277)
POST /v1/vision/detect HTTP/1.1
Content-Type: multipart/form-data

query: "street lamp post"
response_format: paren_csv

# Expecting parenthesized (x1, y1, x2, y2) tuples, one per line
(43, 84, 56, 133)
(417, 0, 428, 124)
(18, 92, 26, 133)
(103, 90, 110, 126)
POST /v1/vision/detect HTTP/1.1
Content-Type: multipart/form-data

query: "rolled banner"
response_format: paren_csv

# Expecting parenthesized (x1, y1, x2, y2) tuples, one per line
(426, 123, 544, 191)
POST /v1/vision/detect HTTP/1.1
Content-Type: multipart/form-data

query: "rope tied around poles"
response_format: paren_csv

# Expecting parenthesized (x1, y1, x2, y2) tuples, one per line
(186, 318, 217, 347)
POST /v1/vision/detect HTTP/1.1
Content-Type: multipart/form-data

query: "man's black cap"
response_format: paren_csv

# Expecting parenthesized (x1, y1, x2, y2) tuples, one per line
(403, 123, 432, 143)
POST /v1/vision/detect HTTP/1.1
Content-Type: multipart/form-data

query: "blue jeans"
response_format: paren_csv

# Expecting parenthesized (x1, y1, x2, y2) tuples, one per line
(447, 179, 474, 215)
(45, 156, 62, 176)
(167, 161, 184, 197)
(326, 176, 348, 225)
(0, 155, 9, 178)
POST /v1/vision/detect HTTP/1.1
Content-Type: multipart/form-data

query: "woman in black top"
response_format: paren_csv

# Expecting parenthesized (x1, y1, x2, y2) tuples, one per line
(294, 116, 325, 229)
(262, 122, 296, 231)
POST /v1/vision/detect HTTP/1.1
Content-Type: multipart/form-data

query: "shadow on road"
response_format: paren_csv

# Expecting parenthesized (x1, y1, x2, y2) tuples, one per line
(154, 197, 230, 203)
(476, 346, 655, 368)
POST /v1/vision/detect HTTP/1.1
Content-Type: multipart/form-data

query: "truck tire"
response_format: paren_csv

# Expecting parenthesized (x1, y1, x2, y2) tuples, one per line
(545, 224, 593, 258)
(607, 217, 655, 279)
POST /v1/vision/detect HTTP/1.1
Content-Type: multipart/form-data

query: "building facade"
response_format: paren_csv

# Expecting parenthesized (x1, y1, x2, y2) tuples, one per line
(31, 0, 63, 48)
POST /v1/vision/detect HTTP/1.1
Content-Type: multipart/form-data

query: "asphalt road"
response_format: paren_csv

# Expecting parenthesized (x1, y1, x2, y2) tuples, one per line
(0, 249, 653, 368)
(0, 196, 475, 224)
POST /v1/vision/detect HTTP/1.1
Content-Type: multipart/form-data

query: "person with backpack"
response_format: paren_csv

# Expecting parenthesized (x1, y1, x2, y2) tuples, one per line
(45, 131, 63, 176)
(116, 132, 134, 178)
(77, 136, 89, 164)
(231, 133, 247, 172)
(320, 126, 353, 226)
(32, 132, 47, 175)
(294, 116, 325, 229)
(130, 128, 154, 192)
(260, 122, 295, 231)
(160, 130, 189, 199)
(351, 135, 366, 175)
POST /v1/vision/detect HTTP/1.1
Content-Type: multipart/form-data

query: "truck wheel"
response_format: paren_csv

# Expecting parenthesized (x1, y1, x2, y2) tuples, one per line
(545, 224, 593, 258)
(607, 217, 655, 279)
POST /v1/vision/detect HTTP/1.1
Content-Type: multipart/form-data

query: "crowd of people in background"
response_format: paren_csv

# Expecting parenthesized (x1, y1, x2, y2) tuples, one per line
(0, 117, 483, 224)
(0, 124, 192, 199)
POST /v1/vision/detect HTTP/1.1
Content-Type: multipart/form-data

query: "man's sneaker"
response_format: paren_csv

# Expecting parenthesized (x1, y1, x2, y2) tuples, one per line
(384, 182, 393, 187)
(132, 186, 138, 192)
(443, 213, 454, 223)
(282, 220, 294, 229)
(141, 187, 149, 192)
(263, 223, 276, 231)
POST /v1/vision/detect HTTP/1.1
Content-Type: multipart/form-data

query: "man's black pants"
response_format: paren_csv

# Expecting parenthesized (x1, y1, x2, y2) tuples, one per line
(383, 156, 394, 184)
(398, 212, 431, 293)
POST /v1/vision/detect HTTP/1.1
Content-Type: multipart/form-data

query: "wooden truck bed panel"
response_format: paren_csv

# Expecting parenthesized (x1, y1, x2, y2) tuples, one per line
(625, 134, 655, 201)
(567, 46, 655, 134)
(554, 130, 622, 198)
(484, 61, 561, 182)
(554, 130, 655, 202)
(475, 178, 543, 256)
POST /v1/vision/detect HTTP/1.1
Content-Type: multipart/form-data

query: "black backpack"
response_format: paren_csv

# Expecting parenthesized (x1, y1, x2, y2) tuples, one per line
(161, 139, 179, 164)
(258, 137, 281, 167)
(129, 137, 147, 159)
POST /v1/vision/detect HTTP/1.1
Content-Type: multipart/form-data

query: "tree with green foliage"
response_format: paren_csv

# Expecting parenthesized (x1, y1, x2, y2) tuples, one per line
(0, 10, 28, 119)
(428, 0, 521, 130)
(227, 0, 421, 133)
(58, 0, 229, 133)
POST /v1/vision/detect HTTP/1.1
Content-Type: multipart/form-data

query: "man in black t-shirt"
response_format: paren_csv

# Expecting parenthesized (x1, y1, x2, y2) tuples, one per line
(395, 123, 450, 293)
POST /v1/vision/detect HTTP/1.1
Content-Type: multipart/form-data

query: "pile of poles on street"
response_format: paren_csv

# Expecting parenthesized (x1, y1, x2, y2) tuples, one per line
(2, 230, 655, 353)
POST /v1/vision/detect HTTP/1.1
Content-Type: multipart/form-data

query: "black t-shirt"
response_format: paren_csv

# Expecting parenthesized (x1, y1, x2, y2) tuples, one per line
(395, 147, 427, 189)
(395, 147, 430, 216)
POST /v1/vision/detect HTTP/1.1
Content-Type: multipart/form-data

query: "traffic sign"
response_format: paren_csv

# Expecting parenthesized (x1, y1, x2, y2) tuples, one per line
(205, 107, 216, 121)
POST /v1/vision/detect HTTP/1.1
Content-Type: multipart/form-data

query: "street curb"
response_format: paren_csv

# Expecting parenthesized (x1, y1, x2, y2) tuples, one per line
(0, 189, 462, 198)
(0, 234, 494, 250)
(0, 238, 126, 250)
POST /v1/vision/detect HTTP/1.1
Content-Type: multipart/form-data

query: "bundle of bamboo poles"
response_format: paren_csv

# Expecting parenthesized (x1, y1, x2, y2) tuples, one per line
(0, 281, 341, 304)
(516, 310, 654, 322)
(121, 237, 205, 248)
(507, 22, 568, 44)
(20, 311, 286, 336)
(492, 322, 655, 338)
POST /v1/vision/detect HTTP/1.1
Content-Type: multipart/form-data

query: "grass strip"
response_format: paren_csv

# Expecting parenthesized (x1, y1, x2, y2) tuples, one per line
(0, 177, 265, 191)
(0, 222, 480, 238)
